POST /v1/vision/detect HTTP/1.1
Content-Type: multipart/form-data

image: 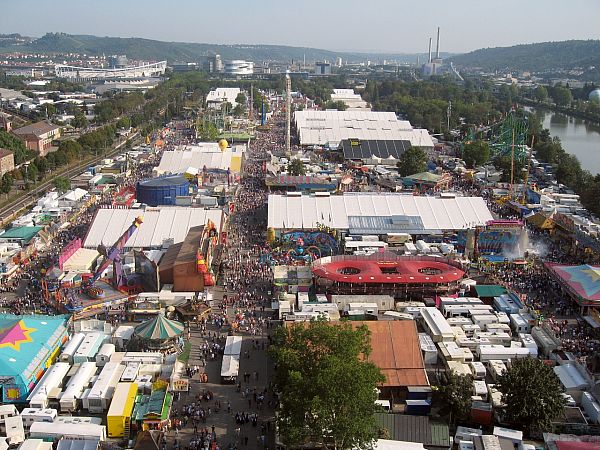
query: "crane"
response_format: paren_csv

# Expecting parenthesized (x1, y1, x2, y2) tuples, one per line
(85, 216, 143, 297)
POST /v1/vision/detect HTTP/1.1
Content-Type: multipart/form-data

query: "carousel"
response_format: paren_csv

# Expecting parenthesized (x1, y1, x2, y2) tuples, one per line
(133, 313, 184, 351)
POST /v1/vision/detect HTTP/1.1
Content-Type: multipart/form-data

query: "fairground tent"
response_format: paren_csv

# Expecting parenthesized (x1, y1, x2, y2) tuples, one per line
(134, 314, 184, 341)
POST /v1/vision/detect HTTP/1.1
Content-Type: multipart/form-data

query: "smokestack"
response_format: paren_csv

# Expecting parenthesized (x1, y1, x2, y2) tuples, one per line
(436, 27, 440, 59)
(428, 38, 432, 63)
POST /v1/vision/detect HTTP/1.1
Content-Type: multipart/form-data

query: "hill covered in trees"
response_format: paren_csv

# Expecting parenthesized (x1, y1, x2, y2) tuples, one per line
(449, 40, 600, 73)
(0, 32, 440, 64)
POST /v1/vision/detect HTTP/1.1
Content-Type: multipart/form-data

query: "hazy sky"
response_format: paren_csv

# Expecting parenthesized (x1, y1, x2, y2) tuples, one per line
(1, 0, 599, 54)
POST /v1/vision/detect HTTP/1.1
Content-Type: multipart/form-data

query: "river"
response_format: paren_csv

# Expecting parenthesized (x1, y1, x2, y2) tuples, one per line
(532, 108, 600, 175)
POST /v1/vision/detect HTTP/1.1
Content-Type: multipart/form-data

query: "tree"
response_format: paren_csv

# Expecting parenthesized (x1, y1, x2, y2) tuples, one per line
(270, 320, 385, 450)
(33, 157, 48, 179)
(552, 86, 573, 107)
(41, 103, 56, 118)
(397, 146, 427, 176)
(497, 358, 566, 434)
(533, 85, 549, 103)
(195, 120, 219, 141)
(555, 153, 582, 187)
(462, 140, 490, 169)
(53, 176, 71, 193)
(235, 92, 247, 105)
(25, 162, 39, 183)
(287, 159, 306, 176)
(116, 116, 131, 130)
(232, 104, 246, 117)
(534, 139, 562, 164)
(436, 372, 473, 425)
(494, 155, 526, 183)
(0, 131, 35, 165)
(323, 100, 348, 111)
(0, 173, 13, 197)
(221, 102, 233, 115)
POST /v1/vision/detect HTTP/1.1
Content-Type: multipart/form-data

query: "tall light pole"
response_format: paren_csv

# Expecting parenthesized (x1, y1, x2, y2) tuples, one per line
(286, 71, 291, 157)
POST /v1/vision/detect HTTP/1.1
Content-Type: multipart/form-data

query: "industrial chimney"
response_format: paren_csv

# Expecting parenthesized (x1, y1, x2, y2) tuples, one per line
(436, 27, 440, 60)
(428, 38, 432, 63)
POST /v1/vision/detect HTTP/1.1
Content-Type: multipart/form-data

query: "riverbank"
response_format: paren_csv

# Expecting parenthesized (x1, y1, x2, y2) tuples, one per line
(523, 101, 600, 175)
(519, 97, 600, 125)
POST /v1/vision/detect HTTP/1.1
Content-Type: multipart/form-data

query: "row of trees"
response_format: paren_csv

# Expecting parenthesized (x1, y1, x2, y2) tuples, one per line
(94, 92, 145, 123)
(0, 124, 117, 195)
(364, 78, 508, 135)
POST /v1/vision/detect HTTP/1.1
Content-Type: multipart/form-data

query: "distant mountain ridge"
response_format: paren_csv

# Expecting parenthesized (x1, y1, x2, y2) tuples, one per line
(449, 40, 600, 72)
(0, 32, 451, 64)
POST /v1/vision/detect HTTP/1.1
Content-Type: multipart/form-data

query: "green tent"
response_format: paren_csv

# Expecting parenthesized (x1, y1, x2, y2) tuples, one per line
(134, 314, 184, 341)
(474, 284, 508, 298)
(404, 172, 442, 183)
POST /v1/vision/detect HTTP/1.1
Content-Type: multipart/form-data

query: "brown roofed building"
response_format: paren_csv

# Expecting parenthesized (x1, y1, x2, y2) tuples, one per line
(159, 225, 205, 292)
(12, 121, 61, 156)
(0, 148, 14, 176)
(352, 320, 430, 401)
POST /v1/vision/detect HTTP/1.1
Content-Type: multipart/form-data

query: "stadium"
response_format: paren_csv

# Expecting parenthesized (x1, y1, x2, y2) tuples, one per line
(54, 61, 167, 80)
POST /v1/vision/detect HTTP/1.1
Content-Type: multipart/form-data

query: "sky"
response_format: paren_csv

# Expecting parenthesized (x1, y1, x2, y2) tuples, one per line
(1, 0, 599, 54)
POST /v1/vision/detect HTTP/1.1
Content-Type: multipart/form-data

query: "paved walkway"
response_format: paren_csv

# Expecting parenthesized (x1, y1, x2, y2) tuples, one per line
(165, 293, 276, 450)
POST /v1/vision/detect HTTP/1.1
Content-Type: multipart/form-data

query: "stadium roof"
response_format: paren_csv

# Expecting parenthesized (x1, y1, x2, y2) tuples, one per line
(341, 139, 411, 160)
(267, 193, 493, 234)
(84, 207, 222, 250)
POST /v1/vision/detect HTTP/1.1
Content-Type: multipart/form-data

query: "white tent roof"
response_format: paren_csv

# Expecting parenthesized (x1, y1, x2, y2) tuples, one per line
(84, 207, 222, 250)
(267, 192, 493, 234)
(205, 88, 241, 107)
(154, 145, 245, 175)
(62, 248, 100, 272)
(293, 110, 433, 148)
(554, 364, 590, 390)
(61, 188, 88, 202)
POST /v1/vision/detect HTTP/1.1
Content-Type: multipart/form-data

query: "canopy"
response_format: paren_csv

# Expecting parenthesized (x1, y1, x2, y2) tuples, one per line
(134, 314, 184, 341)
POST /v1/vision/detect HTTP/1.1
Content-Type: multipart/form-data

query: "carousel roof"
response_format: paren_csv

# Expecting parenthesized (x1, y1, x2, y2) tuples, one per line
(134, 314, 184, 340)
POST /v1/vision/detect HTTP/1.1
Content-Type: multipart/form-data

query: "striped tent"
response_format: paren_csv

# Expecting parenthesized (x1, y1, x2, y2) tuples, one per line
(134, 314, 184, 341)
